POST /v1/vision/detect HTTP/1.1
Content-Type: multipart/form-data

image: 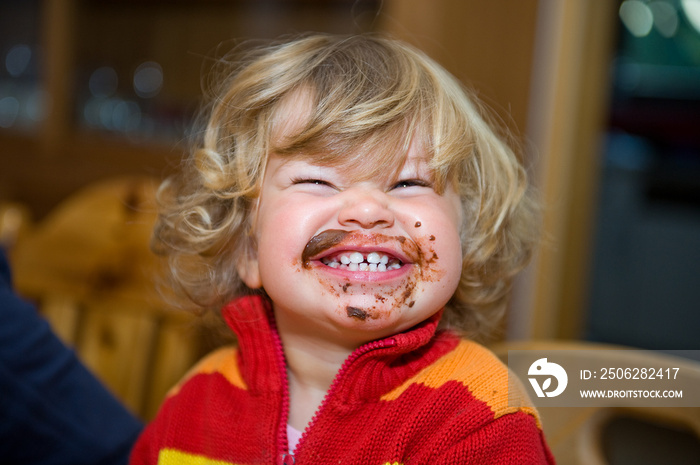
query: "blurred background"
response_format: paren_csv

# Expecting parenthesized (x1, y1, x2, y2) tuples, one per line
(4, 0, 697, 349)
(1, 0, 699, 453)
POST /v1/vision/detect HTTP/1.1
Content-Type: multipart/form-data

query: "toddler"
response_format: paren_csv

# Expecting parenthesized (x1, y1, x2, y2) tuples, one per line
(130, 34, 554, 464)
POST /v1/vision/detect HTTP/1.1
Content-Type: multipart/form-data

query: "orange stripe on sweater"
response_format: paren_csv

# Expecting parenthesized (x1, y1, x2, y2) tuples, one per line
(380, 340, 541, 428)
(166, 346, 247, 398)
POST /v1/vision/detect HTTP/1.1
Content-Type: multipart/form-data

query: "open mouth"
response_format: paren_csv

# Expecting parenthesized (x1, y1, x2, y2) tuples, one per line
(320, 251, 403, 272)
(301, 229, 415, 273)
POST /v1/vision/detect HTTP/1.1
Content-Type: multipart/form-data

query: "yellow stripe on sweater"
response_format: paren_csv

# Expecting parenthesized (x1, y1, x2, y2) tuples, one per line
(158, 448, 239, 465)
(380, 340, 540, 427)
(158, 449, 401, 465)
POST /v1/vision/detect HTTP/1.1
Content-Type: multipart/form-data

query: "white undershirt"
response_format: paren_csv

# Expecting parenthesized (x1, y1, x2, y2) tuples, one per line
(287, 423, 303, 452)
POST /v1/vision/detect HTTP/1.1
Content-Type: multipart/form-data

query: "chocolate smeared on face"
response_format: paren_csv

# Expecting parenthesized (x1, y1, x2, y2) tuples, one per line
(302, 230, 421, 267)
(302, 229, 350, 268)
(302, 229, 446, 322)
(346, 306, 368, 320)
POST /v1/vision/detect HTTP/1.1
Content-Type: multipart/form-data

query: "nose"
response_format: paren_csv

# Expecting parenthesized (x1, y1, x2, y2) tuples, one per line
(337, 187, 394, 230)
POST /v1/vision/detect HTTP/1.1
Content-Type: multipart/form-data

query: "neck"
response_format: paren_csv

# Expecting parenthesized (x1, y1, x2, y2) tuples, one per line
(275, 311, 356, 431)
(283, 339, 346, 430)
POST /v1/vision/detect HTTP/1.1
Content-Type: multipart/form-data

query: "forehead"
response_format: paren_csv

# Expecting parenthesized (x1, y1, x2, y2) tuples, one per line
(268, 88, 432, 184)
(267, 142, 432, 186)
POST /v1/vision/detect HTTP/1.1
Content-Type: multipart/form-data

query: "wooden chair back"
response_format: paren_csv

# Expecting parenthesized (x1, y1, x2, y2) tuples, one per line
(7, 176, 205, 420)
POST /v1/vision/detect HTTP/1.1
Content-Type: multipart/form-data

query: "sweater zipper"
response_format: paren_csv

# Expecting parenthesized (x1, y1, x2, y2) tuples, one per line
(270, 317, 291, 464)
(290, 337, 397, 457)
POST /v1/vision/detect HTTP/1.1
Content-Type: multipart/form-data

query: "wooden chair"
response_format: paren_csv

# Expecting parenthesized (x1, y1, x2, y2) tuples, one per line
(491, 340, 700, 464)
(6, 176, 206, 420)
(0, 202, 32, 250)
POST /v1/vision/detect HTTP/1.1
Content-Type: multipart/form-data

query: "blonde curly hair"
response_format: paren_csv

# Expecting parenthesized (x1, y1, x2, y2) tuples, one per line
(152, 34, 539, 341)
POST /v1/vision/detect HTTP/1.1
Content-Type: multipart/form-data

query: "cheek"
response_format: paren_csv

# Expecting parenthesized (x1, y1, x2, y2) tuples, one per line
(256, 207, 295, 282)
(414, 204, 464, 299)
(422, 228, 462, 288)
(439, 225, 464, 294)
(255, 200, 323, 286)
(438, 197, 464, 277)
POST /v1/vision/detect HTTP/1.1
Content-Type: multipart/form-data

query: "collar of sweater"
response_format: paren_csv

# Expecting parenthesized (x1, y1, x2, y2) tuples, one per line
(221, 294, 459, 404)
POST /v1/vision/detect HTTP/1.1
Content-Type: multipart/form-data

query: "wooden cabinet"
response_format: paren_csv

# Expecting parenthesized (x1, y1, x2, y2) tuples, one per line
(0, 0, 380, 218)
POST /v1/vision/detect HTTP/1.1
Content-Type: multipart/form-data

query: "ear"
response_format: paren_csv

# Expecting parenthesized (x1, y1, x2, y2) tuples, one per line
(236, 247, 262, 289)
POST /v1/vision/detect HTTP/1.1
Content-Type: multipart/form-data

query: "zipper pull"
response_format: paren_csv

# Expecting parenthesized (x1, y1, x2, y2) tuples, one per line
(279, 453, 295, 465)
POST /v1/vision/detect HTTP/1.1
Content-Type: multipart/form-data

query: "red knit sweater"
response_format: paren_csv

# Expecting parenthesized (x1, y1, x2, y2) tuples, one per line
(130, 295, 555, 464)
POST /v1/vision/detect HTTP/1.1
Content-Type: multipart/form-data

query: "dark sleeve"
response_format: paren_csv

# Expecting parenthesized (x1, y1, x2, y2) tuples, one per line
(0, 249, 143, 465)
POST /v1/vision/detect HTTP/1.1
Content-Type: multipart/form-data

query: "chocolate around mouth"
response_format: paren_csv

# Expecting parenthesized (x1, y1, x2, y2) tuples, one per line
(302, 229, 423, 270)
(302, 229, 350, 268)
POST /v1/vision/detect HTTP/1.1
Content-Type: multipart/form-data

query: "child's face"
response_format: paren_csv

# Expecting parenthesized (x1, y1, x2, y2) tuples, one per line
(239, 137, 464, 347)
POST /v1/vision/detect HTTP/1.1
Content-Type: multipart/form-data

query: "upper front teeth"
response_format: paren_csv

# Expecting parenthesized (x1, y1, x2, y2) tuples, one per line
(343, 251, 387, 265)
(322, 251, 401, 272)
